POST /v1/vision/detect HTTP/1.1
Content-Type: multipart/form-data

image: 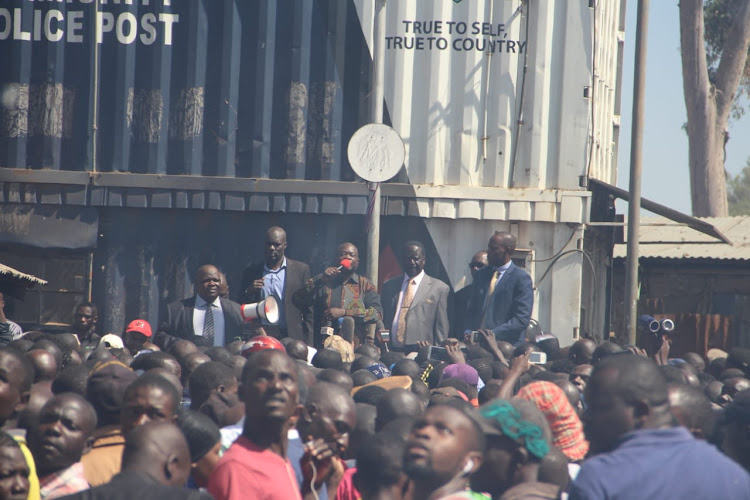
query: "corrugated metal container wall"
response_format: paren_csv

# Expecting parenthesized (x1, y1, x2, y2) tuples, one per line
(0, 0, 372, 179)
(355, 0, 605, 190)
(0, 0, 619, 190)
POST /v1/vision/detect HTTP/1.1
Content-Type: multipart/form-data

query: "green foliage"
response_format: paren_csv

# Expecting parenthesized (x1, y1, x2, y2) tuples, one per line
(704, 0, 750, 119)
(727, 159, 750, 215)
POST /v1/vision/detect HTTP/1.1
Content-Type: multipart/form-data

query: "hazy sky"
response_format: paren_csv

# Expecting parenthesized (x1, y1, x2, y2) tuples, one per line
(617, 1, 750, 216)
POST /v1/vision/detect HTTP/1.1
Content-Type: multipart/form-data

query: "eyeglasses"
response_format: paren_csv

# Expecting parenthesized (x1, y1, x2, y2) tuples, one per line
(469, 262, 486, 269)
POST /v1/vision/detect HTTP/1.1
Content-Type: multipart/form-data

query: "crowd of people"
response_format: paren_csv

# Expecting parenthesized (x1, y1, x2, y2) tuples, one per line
(0, 227, 749, 499)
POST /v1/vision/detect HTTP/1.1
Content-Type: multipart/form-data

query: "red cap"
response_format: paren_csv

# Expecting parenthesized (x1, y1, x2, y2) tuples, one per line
(125, 319, 152, 338)
(241, 336, 286, 357)
(340, 258, 352, 269)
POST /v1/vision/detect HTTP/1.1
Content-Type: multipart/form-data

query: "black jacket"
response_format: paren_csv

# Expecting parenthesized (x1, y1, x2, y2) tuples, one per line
(58, 471, 212, 500)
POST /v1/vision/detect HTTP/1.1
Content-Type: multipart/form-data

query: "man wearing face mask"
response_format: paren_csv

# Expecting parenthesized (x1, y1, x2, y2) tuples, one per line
(381, 241, 450, 351)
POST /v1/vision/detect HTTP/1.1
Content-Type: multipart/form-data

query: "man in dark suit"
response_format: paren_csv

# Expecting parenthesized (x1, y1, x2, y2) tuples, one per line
(451, 250, 488, 338)
(381, 241, 450, 349)
(161, 265, 244, 347)
(238, 227, 313, 344)
(467, 232, 533, 345)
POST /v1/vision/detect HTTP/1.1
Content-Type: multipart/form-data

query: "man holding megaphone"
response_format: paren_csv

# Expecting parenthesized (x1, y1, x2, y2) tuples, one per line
(294, 242, 383, 348)
(238, 227, 314, 344)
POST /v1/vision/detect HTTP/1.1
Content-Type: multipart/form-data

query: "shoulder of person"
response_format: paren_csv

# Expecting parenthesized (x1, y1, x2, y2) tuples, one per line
(286, 258, 309, 270)
(178, 296, 196, 308)
(425, 274, 450, 291)
(220, 297, 242, 310)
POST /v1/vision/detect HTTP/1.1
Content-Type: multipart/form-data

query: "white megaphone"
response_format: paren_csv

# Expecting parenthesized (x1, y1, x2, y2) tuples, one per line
(240, 296, 279, 324)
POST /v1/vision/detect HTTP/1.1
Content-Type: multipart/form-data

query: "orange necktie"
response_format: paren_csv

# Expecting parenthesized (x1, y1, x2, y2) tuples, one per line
(480, 270, 500, 328)
(396, 280, 417, 344)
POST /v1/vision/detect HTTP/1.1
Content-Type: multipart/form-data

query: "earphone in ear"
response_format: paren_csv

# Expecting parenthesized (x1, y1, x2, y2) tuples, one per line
(462, 459, 475, 475)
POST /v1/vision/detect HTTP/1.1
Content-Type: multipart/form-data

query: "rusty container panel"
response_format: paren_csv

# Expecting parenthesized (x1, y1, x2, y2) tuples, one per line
(1, 0, 623, 192)
(0, 0, 372, 180)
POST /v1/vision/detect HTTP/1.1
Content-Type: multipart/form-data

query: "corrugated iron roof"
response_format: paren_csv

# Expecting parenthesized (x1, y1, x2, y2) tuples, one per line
(613, 216, 750, 261)
(0, 263, 47, 286)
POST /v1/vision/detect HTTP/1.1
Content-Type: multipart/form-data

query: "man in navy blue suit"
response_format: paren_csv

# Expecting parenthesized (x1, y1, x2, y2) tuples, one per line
(466, 231, 533, 345)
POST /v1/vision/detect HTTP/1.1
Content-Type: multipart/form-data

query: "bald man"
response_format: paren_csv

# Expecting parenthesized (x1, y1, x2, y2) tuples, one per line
(375, 388, 424, 432)
(160, 265, 245, 348)
(63, 422, 210, 500)
(571, 355, 750, 500)
(238, 226, 313, 344)
(467, 232, 533, 345)
(27, 350, 58, 383)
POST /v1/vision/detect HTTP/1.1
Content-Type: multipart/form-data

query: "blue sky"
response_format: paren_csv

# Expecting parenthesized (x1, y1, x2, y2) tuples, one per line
(617, 1, 750, 215)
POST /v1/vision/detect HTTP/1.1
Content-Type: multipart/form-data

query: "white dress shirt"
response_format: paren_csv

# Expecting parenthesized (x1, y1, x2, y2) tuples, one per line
(492, 260, 513, 288)
(391, 270, 425, 347)
(193, 295, 225, 346)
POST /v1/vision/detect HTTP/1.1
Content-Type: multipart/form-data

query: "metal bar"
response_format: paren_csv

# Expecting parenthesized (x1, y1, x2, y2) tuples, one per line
(367, 0, 386, 285)
(589, 179, 731, 244)
(0, 168, 594, 201)
(625, 0, 649, 345)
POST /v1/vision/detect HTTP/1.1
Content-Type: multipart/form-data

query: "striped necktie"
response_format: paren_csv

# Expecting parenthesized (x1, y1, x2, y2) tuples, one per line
(203, 303, 215, 346)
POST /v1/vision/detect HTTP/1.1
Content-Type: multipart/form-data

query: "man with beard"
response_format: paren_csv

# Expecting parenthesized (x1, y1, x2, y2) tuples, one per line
(27, 393, 96, 499)
(403, 404, 486, 499)
(239, 227, 313, 344)
(207, 350, 302, 500)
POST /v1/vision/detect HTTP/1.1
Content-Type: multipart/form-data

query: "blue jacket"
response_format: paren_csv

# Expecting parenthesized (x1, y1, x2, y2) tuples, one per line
(467, 262, 533, 345)
(570, 427, 750, 500)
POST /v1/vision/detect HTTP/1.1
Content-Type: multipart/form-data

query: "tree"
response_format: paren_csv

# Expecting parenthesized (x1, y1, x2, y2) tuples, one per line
(679, 0, 750, 217)
(727, 159, 750, 215)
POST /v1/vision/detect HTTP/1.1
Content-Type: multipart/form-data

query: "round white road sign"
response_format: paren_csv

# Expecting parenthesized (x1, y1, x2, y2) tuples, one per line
(347, 123, 405, 182)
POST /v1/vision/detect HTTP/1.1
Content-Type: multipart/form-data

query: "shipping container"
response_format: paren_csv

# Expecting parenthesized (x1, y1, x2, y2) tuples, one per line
(0, 0, 625, 345)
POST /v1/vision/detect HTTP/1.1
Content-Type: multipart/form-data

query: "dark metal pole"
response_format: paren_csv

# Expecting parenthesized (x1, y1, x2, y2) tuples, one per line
(625, 0, 649, 345)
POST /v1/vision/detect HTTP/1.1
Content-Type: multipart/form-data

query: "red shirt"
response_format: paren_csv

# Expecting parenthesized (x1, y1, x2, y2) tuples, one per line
(207, 436, 302, 500)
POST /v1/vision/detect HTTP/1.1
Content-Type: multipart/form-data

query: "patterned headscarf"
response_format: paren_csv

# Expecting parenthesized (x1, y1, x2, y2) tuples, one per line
(480, 400, 550, 460)
(516, 381, 589, 461)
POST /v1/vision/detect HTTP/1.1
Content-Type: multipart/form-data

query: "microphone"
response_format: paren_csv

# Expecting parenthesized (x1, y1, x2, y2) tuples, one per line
(310, 259, 352, 285)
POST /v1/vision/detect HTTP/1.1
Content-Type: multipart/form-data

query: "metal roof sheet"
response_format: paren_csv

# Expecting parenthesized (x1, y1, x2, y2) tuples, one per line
(613, 216, 750, 261)
(0, 263, 47, 286)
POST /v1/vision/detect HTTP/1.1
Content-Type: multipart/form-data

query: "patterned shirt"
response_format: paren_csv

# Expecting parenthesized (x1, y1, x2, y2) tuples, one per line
(40, 462, 89, 499)
(312, 273, 383, 342)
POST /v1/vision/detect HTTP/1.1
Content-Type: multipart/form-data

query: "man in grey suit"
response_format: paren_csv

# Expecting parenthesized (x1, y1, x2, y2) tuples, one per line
(381, 241, 450, 350)
(467, 232, 533, 345)
(159, 265, 245, 348)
